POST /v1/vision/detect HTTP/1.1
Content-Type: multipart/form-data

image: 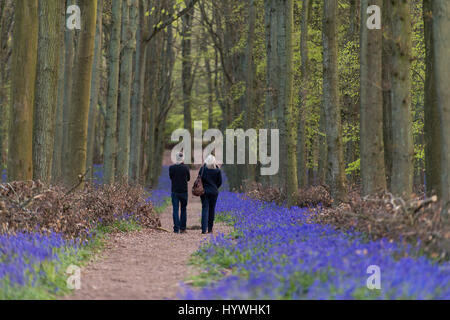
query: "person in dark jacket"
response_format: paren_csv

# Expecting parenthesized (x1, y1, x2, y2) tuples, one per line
(200, 155, 222, 234)
(169, 152, 190, 233)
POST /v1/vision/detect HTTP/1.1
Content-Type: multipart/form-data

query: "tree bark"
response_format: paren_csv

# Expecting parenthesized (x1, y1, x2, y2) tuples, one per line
(86, 0, 104, 182)
(63, 0, 97, 188)
(182, 1, 194, 162)
(33, 0, 64, 183)
(8, 0, 38, 181)
(360, 0, 386, 195)
(244, 0, 257, 182)
(117, 0, 138, 181)
(62, 0, 76, 175)
(264, 0, 279, 188)
(423, 0, 442, 197)
(280, 0, 298, 206)
(52, 26, 66, 184)
(297, 0, 310, 189)
(382, 0, 393, 189)
(322, 0, 347, 203)
(390, 0, 413, 198)
(130, 0, 147, 182)
(104, 0, 123, 184)
(432, 0, 450, 208)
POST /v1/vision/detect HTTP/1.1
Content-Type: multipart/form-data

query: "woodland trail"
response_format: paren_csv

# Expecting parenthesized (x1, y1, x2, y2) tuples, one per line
(65, 158, 230, 300)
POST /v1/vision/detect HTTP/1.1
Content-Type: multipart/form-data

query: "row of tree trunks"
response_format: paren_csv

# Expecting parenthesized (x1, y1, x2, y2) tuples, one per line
(142, 0, 176, 187)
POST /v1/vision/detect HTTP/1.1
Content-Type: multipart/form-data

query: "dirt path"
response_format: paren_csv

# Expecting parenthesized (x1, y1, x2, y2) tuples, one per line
(65, 166, 230, 300)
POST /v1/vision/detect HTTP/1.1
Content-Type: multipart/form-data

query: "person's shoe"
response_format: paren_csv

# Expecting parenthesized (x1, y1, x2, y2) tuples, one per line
(174, 230, 180, 234)
(201, 231, 207, 234)
(208, 231, 213, 234)
(180, 230, 187, 234)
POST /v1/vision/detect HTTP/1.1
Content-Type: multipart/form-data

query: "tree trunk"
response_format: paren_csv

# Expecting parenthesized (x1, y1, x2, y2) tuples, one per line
(382, 0, 393, 189)
(52, 29, 66, 184)
(130, 0, 147, 183)
(63, 0, 97, 188)
(104, 0, 123, 184)
(117, 0, 138, 181)
(322, 0, 347, 203)
(432, 0, 450, 208)
(360, 0, 386, 195)
(317, 107, 327, 185)
(33, 0, 64, 183)
(62, 0, 76, 174)
(8, 0, 38, 182)
(205, 52, 214, 129)
(264, 0, 279, 188)
(297, 0, 310, 189)
(390, 0, 413, 198)
(86, 0, 104, 182)
(182, 1, 194, 162)
(423, 0, 441, 197)
(280, 0, 298, 206)
(244, 0, 257, 182)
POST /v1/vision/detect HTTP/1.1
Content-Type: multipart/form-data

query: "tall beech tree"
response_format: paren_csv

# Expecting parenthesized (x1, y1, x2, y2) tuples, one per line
(130, 0, 147, 183)
(382, 0, 393, 188)
(86, 0, 104, 181)
(33, 0, 64, 183)
(8, 0, 38, 182)
(360, 0, 386, 195)
(63, 0, 97, 188)
(181, 0, 194, 161)
(61, 0, 76, 179)
(117, 0, 138, 180)
(297, 0, 310, 189)
(423, 0, 441, 197)
(263, 0, 298, 203)
(432, 0, 450, 208)
(0, 0, 13, 174)
(104, 0, 122, 184)
(244, 0, 257, 182)
(282, 0, 298, 206)
(322, 0, 347, 203)
(390, 0, 414, 198)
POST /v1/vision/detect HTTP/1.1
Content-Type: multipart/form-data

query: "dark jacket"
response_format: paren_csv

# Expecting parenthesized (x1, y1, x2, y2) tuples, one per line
(200, 165, 222, 196)
(169, 164, 190, 193)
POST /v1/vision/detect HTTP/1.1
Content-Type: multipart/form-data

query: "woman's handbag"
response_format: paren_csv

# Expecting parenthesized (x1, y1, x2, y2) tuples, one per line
(192, 165, 205, 196)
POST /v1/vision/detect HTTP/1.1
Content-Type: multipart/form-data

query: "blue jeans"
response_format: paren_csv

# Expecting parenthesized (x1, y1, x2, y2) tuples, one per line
(200, 194, 218, 233)
(172, 192, 188, 233)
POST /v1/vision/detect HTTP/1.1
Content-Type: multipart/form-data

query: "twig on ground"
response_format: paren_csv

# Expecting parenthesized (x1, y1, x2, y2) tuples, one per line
(64, 168, 91, 198)
(155, 226, 172, 233)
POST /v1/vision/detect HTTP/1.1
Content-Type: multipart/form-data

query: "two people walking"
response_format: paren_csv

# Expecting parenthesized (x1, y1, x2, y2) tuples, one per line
(169, 152, 222, 234)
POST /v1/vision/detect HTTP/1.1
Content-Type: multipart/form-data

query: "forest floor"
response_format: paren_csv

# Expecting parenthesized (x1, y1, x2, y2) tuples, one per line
(64, 155, 230, 300)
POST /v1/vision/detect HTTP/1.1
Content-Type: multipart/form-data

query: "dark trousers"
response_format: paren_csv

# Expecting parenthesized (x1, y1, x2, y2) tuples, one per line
(200, 194, 218, 233)
(172, 192, 188, 233)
